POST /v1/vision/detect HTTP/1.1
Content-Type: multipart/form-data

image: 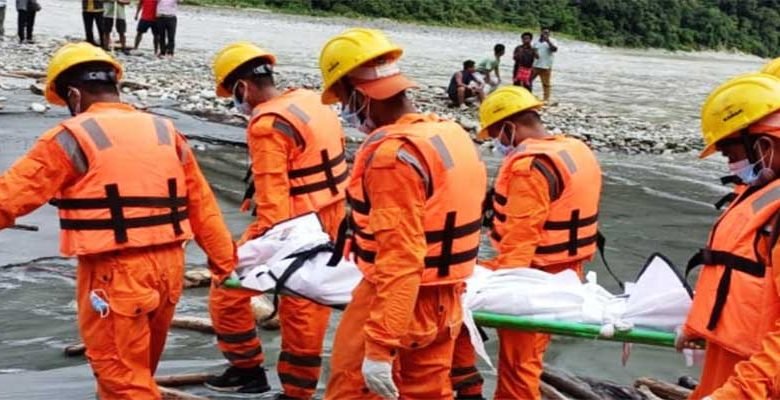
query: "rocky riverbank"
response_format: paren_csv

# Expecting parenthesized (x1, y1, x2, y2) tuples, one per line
(0, 36, 702, 155)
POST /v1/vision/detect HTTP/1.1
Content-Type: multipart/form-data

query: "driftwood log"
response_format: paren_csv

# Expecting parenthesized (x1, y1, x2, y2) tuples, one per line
(634, 377, 692, 400)
(159, 386, 209, 400)
(155, 373, 210, 387)
(171, 316, 215, 334)
(541, 381, 570, 400)
(541, 367, 601, 400)
(580, 375, 644, 399)
(8, 70, 47, 79)
(183, 268, 211, 289)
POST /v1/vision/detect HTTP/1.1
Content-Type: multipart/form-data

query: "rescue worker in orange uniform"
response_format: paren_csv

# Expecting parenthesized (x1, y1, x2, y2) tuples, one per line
(464, 85, 603, 400)
(676, 73, 780, 400)
(0, 42, 237, 400)
(318, 28, 487, 399)
(205, 42, 348, 398)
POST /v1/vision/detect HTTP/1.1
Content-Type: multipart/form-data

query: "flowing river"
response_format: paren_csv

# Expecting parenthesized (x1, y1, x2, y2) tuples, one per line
(0, 1, 770, 397)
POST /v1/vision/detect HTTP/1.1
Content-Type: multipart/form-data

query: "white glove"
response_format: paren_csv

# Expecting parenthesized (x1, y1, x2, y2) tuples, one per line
(362, 358, 398, 400)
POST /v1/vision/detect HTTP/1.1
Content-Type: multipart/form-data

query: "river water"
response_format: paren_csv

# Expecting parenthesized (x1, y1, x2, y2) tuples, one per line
(0, 1, 771, 398)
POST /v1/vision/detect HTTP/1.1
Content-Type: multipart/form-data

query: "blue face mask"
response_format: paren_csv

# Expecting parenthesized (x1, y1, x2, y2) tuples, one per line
(729, 159, 760, 185)
(493, 123, 517, 157)
(232, 81, 253, 116)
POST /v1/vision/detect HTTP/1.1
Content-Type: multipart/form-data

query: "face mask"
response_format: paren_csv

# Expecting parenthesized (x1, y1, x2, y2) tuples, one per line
(232, 81, 252, 115)
(89, 289, 110, 318)
(728, 159, 760, 185)
(493, 123, 517, 156)
(357, 98, 376, 134)
(67, 87, 81, 116)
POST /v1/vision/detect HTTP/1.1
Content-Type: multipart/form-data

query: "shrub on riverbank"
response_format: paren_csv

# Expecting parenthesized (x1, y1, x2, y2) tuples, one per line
(187, 0, 780, 58)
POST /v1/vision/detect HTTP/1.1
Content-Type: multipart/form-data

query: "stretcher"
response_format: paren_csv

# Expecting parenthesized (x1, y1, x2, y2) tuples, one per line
(225, 214, 690, 349)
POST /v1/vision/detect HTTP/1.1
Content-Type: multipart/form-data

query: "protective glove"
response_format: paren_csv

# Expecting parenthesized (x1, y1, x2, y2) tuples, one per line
(362, 358, 398, 400)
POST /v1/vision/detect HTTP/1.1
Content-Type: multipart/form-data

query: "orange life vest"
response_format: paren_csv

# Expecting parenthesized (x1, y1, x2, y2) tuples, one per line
(489, 136, 602, 267)
(54, 109, 193, 256)
(685, 180, 780, 357)
(243, 89, 348, 216)
(337, 114, 487, 285)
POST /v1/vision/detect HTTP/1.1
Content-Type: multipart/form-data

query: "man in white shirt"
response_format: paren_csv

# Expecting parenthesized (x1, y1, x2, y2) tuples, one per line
(532, 27, 558, 102)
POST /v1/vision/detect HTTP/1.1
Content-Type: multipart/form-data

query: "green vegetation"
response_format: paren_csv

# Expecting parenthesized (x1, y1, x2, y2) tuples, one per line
(190, 0, 780, 57)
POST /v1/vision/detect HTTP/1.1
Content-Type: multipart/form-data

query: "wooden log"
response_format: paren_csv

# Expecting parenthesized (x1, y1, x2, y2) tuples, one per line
(580, 376, 644, 400)
(541, 366, 601, 400)
(119, 80, 151, 90)
(63, 343, 86, 357)
(159, 386, 209, 400)
(634, 377, 691, 400)
(171, 316, 214, 334)
(7, 70, 47, 79)
(541, 381, 570, 400)
(0, 72, 30, 80)
(636, 385, 665, 400)
(183, 268, 211, 289)
(155, 373, 210, 387)
(251, 295, 280, 330)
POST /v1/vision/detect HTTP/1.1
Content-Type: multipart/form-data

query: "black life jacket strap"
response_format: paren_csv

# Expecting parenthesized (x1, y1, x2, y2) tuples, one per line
(686, 248, 766, 331)
(713, 192, 738, 211)
(57, 179, 187, 244)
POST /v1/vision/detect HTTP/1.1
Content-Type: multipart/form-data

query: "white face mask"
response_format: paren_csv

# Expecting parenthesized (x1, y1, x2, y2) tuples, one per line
(728, 136, 775, 186)
(493, 122, 517, 156)
(232, 81, 253, 115)
(341, 91, 375, 133)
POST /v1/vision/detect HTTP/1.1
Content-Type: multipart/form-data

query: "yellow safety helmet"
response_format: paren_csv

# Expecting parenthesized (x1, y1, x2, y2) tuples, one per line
(318, 28, 403, 104)
(477, 86, 543, 139)
(45, 42, 123, 106)
(762, 57, 780, 78)
(212, 41, 277, 98)
(700, 73, 780, 158)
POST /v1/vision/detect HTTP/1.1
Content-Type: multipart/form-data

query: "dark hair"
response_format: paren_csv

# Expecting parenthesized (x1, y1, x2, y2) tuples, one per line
(494, 43, 505, 53)
(223, 57, 275, 92)
(511, 110, 542, 127)
(522, 32, 533, 39)
(55, 61, 119, 101)
(463, 59, 476, 70)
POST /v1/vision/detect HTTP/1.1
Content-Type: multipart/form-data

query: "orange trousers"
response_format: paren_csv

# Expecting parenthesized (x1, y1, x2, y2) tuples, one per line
(451, 326, 484, 398)
(689, 342, 745, 399)
(494, 263, 583, 400)
(76, 243, 184, 400)
(325, 279, 463, 400)
(209, 202, 342, 398)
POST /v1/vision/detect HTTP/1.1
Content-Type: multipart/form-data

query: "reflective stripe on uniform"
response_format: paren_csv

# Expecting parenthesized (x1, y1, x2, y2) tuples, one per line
(80, 118, 112, 150)
(54, 130, 88, 175)
(279, 351, 322, 367)
(278, 373, 318, 389)
(216, 329, 258, 344)
(286, 104, 311, 124)
(222, 345, 263, 361)
(153, 118, 172, 145)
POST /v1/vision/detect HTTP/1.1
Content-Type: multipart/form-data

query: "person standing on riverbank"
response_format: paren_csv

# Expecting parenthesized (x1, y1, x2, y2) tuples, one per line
(678, 73, 780, 400)
(102, 0, 130, 53)
(474, 85, 602, 399)
(207, 42, 348, 398)
(16, 0, 39, 44)
(476, 43, 505, 92)
(0, 42, 237, 399)
(133, 0, 158, 54)
(532, 27, 558, 102)
(0, 0, 7, 40)
(156, 0, 176, 57)
(81, 0, 104, 47)
(512, 32, 536, 91)
(448, 59, 485, 110)
(319, 27, 487, 400)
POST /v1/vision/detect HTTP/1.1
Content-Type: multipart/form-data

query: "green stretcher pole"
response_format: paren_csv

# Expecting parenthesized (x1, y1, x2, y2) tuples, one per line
(472, 311, 676, 348)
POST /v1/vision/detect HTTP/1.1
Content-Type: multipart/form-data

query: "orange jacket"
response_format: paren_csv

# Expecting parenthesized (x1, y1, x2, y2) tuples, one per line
(344, 113, 487, 285)
(0, 103, 236, 278)
(490, 136, 602, 267)
(685, 180, 780, 358)
(52, 109, 193, 256)
(242, 89, 347, 222)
